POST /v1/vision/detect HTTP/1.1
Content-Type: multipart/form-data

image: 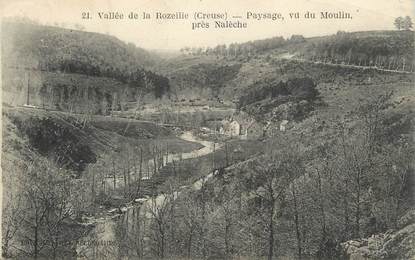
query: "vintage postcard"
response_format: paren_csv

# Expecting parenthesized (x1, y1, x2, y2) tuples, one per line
(1, 0, 414, 259)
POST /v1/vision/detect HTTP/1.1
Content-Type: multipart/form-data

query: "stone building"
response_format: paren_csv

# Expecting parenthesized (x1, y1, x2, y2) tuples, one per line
(220, 118, 241, 137)
(220, 112, 264, 139)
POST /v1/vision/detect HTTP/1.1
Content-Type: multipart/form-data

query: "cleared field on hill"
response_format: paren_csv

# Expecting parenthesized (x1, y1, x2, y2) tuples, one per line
(3, 108, 202, 173)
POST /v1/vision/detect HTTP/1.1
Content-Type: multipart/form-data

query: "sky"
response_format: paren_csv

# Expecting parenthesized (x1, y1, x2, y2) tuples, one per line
(2, 0, 414, 50)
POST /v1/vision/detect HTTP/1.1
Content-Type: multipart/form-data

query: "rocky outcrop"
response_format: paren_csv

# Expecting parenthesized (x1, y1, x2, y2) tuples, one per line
(342, 209, 415, 259)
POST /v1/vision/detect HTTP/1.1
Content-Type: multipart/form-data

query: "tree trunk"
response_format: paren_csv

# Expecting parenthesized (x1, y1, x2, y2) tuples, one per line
(343, 178, 350, 240)
(225, 142, 229, 167)
(123, 168, 127, 198)
(34, 214, 39, 259)
(292, 184, 302, 260)
(268, 201, 275, 260)
(112, 160, 116, 192)
(127, 154, 131, 196)
(91, 170, 95, 203)
(355, 169, 361, 238)
(316, 169, 327, 254)
(187, 231, 193, 258)
(137, 147, 143, 196)
(225, 217, 231, 259)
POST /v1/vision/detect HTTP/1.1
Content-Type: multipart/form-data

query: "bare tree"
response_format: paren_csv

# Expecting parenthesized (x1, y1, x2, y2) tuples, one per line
(148, 194, 172, 258)
(2, 194, 24, 258)
(15, 159, 77, 259)
(249, 138, 304, 260)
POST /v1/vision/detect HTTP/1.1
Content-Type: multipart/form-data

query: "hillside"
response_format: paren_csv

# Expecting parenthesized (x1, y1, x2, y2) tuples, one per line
(2, 23, 415, 259)
(178, 30, 414, 68)
(1, 18, 158, 72)
(2, 20, 169, 113)
(296, 30, 415, 66)
(158, 30, 414, 88)
(164, 64, 415, 259)
(156, 31, 414, 124)
(3, 107, 201, 173)
(1, 105, 206, 257)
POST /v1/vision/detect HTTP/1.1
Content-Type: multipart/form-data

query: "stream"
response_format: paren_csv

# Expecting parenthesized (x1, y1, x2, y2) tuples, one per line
(102, 131, 220, 186)
(76, 131, 222, 259)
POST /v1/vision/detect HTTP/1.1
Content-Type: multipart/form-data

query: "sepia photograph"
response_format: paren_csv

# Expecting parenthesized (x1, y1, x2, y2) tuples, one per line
(1, 0, 414, 259)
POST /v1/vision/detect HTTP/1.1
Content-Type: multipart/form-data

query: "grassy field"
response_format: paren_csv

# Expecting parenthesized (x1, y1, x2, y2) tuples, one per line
(3, 107, 202, 172)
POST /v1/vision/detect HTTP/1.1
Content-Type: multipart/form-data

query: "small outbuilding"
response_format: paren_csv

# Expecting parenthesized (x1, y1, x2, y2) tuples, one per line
(280, 120, 289, 132)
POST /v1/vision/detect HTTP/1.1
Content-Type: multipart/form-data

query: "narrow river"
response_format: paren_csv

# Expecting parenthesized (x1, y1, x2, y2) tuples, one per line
(76, 131, 222, 259)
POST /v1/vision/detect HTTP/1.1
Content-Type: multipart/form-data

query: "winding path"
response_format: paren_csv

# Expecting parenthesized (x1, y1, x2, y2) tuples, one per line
(283, 57, 414, 74)
(76, 130, 222, 259)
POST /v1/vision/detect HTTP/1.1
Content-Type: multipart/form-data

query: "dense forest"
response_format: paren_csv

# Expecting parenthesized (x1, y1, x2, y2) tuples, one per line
(299, 31, 415, 70)
(237, 77, 319, 108)
(181, 35, 304, 56)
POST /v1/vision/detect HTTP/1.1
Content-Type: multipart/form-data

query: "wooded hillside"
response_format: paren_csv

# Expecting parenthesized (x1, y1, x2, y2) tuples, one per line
(2, 20, 170, 113)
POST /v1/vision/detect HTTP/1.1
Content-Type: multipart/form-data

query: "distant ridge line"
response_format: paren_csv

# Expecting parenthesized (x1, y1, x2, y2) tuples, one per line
(282, 57, 415, 74)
